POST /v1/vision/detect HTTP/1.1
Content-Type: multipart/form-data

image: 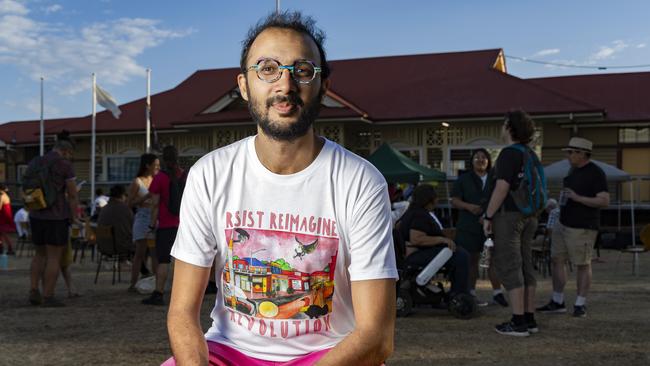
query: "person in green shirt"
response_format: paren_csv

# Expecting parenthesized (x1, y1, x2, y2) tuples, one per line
(451, 148, 508, 307)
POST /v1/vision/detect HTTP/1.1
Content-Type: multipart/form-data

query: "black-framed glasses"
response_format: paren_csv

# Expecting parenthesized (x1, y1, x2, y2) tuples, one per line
(246, 58, 322, 84)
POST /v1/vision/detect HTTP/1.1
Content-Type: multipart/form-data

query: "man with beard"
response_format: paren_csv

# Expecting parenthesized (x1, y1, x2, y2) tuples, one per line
(164, 11, 397, 366)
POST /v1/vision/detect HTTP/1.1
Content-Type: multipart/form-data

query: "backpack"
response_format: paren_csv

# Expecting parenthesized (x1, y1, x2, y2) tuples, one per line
(162, 169, 187, 216)
(506, 144, 547, 217)
(21, 155, 59, 211)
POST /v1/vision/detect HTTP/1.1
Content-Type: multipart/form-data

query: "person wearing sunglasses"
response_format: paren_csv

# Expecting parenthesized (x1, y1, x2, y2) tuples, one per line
(165, 11, 396, 366)
(537, 137, 609, 318)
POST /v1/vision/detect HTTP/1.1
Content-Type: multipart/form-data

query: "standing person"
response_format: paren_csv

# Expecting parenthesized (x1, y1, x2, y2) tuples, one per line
(28, 130, 80, 307)
(142, 146, 183, 306)
(0, 184, 16, 255)
(127, 153, 160, 291)
(451, 149, 508, 307)
(164, 11, 396, 365)
(537, 137, 609, 318)
(483, 110, 540, 336)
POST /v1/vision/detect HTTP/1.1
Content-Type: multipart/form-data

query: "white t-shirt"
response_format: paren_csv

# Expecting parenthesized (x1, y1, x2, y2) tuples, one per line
(171, 136, 398, 361)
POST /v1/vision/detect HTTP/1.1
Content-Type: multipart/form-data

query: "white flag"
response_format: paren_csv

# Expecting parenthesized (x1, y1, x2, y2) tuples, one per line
(95, 84, 121, 119)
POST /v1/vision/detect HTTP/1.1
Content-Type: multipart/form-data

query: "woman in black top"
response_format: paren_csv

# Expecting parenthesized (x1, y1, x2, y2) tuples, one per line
(399, 184, 469, 296)
(451, 149, 507, 306)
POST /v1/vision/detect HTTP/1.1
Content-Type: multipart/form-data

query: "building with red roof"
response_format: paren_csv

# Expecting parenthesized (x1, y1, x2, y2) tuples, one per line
(0, 48, 648, 201)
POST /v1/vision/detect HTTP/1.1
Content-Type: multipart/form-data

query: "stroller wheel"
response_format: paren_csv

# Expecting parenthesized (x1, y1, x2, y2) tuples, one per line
(447, 293, 478, 320)
(396, 288, 413, 317)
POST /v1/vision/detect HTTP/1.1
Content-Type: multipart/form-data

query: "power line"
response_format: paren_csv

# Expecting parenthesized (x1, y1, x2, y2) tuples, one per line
(505, 55, 650, 70)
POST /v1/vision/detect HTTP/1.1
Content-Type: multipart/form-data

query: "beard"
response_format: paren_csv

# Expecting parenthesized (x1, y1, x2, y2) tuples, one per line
(248, 88, 323, 142)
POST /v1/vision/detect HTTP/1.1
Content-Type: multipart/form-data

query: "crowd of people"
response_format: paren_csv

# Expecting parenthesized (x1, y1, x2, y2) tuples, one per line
(4, 11, 612, 365)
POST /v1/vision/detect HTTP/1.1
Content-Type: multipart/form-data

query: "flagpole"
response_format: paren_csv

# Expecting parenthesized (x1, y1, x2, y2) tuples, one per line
(40, 77, 44, 156)
(146, 68, 151, 152)
(276, 0, 280, 13)
(91, 73, 97, 206)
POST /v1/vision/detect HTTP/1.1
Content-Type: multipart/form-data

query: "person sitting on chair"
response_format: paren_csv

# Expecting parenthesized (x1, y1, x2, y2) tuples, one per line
(399, 184, 470, 297)
(97, 185, 134, 254)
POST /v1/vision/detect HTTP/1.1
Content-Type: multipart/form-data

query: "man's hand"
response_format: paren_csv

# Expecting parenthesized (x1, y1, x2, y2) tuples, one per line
(466, 204, 483, 216)
(445, 238, 457, 251)
(483, 219, 492, 236)
(315, 279, 395, 365)
(564, 188, 578, 202)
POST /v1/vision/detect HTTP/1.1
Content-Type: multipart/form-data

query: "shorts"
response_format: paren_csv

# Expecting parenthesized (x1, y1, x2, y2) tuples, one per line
(132, 207, 152, 242)
(492, 211, 537, 291)
(30, 217, 69, 246)
(156, 227, 178, 264)
(551, 223, 598, 266)
(161, 341, 331, 366)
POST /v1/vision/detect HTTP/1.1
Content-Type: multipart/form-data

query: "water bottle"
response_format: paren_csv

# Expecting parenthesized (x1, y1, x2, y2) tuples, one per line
(416, 247, 453, 286)
(479, 237, 494, 269)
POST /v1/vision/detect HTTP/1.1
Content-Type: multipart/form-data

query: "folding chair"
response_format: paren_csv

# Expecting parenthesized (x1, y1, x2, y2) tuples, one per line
(94, 225, 130, 285)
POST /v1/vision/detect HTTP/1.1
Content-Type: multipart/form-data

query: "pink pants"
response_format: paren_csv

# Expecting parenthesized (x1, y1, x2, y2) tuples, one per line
(161, 341, 331, 366)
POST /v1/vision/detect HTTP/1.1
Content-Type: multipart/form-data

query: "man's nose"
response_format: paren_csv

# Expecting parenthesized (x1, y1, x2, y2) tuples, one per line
(273, 68, 297, 93)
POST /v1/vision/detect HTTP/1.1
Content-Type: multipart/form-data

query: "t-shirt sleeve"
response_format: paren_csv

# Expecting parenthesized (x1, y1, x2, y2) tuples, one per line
(170, 166, 218, 267)
(347, 183, 398, 282)
(409, 211, 433, 235)
(495, 148, 522, 187)
(592, 166, 609, 194)
(61, 159, 75, 181)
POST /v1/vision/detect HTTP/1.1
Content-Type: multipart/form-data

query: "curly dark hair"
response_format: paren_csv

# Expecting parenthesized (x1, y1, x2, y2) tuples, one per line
(411, 184, 438, 209)
(504, 109, 536, 144)
(240, 11, 330, 80)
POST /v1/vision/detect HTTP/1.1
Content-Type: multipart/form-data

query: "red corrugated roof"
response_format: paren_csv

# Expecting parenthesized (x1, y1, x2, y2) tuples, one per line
(529, 72, 650, 122)
(1, 48, 623, 144)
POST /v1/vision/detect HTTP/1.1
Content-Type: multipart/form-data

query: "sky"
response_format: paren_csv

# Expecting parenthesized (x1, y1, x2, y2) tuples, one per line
(1, 0, 649, 123)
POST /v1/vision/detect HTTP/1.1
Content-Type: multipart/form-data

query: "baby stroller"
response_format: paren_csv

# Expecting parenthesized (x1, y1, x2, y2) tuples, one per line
(393, 229, 477, 319)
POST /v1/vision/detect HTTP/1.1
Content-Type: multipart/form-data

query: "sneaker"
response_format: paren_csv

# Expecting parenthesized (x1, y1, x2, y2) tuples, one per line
(573, 305, 587, 318)
(473, 296, 489, 307)
(29, 289, 42, 306)
(536, 300, 567, 314)
(495, 321, 530, 337)
(142, 291, 165, 306)
(41, 296, 65, 307)
(493, 293, 509, 307)
(527, 319, 539, 334)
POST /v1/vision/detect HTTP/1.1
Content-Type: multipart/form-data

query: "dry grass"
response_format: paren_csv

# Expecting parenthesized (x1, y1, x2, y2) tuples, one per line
(1, 248, 649, 366)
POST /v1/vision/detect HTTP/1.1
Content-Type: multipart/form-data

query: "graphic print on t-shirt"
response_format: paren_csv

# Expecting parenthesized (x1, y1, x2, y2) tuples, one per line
(223, 222, 339, 323)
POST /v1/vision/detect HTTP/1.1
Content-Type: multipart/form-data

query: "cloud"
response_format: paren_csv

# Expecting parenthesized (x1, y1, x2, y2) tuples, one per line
(0, 1, 193, 97)
(533, 48, 560, 57)
(543, 59, 578, 70)
(637, 43, 646, 49)
(0, 0, 28, 15)
(590, 40, 629, 61)
(43, 4, 62, 14)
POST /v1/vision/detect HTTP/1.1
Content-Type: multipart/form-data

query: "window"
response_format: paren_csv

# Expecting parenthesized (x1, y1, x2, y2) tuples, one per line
(107, 156, 140, 182)
(620, 128, 650, 143)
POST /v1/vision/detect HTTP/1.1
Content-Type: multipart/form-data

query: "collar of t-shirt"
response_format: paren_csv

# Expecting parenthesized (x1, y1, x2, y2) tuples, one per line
(479, 174, 488, 189)
(429, 212, 444, 230)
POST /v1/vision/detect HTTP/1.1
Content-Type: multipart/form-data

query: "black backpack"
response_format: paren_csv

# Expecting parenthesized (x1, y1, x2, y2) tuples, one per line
(21, 155, 59, 210)
(163, 169, 187, 216)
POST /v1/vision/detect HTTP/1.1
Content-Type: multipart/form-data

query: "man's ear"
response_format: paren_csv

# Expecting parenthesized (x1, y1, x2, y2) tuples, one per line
(320, 78, 331, 101)
(237, 74, 249, 102)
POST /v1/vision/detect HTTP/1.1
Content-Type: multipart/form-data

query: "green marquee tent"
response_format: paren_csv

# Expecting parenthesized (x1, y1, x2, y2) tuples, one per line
(367, 143, 446, 183)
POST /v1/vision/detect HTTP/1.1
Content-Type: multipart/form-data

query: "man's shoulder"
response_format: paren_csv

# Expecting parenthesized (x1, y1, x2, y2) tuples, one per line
(326, 140, 386, 186)
(192, 137, 250, 173)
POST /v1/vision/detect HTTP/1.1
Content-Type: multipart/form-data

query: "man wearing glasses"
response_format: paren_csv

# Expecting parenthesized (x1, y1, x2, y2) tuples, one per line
(537, 137, 609, 318)
(164, 11, 397, 366)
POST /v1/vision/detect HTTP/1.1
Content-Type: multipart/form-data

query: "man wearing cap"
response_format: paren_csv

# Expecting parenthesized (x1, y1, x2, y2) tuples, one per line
(537, 137, 609, 318)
